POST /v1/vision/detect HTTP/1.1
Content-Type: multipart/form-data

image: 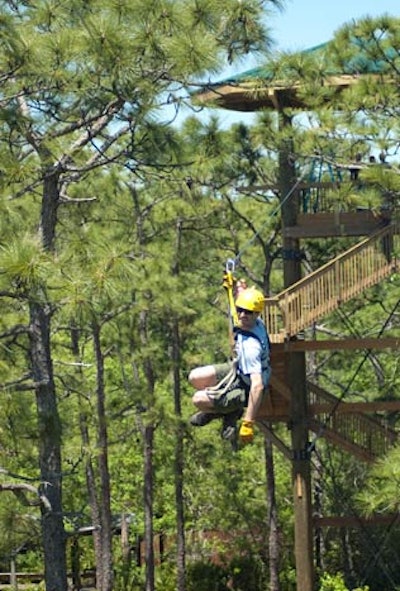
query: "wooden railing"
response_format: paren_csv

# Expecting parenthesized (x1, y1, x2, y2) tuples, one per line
(264, 376, 398, 461)
(264, 223, 398, 342)
(307, 381, 398, 461)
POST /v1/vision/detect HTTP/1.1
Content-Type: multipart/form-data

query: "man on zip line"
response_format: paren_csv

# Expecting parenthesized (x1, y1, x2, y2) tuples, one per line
(188, 285, 271, 448)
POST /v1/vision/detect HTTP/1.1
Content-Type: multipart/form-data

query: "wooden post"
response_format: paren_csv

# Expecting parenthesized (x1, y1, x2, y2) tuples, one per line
(70, 537, 81, 591)
(278, 110, 315, 591)
(10, 556, 17, 591)
(121, 513, 130, 561)
(288, 350, 314, 591)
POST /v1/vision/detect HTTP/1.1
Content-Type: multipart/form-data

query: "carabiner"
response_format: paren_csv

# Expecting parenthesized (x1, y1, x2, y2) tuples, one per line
(225, 258, 236, 274)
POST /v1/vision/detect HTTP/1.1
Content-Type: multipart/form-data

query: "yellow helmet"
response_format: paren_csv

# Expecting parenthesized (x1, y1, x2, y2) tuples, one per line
(235, 287, 265, 313)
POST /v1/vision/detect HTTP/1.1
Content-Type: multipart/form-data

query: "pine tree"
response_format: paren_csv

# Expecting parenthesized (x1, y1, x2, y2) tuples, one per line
(0, 0, 281, 588)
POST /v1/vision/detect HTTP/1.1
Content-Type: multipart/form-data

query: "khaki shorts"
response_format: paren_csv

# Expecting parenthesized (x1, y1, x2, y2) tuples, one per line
(210, 363, 248, 412)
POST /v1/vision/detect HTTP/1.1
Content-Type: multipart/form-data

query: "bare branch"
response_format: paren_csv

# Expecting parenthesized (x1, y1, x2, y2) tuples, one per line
(0, 480, 51, 512)
(55, 98, 124, 171)
(0, 324, 29, 339)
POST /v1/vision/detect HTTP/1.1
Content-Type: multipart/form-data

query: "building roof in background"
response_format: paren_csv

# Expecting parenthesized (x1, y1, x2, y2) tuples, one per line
(194, 38, 395, 112)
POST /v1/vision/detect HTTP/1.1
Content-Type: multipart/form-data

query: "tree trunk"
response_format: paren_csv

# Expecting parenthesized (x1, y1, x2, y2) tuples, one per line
(171, 320, 186, 591)
(171, 220, 186, 591)
(29, 169, 67, 591)
(80, 413, 103, 590)
(144, 424, 155, 591)
(29, 299, 67, 591)
(71, 325, 104, 591)
(139, 310, 156, 591)
(264, 433, 281, 591)
(92, 322, 114, 591)
(71, 322, 113, 591)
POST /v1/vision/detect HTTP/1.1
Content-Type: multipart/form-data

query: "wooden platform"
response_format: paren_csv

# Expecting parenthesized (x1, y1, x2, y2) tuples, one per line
(194, 74, 374, 112)
(284, 211, 387, 238)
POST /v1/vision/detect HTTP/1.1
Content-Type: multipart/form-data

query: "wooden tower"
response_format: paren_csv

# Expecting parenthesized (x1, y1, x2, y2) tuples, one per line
(194, 40, 400, 591)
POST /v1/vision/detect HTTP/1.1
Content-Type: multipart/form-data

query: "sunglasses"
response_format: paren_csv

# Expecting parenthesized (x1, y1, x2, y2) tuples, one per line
(236, 307, 254, 315)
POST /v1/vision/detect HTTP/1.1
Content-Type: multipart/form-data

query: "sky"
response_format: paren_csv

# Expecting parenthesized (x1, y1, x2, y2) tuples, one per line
(271, 0, 398, 52)
(189, 0, 399, 127)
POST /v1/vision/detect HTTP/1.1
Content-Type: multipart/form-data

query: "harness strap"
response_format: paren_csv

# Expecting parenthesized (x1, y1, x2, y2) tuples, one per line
(223, 260, 239, 328)
(205, 359, 238, 398)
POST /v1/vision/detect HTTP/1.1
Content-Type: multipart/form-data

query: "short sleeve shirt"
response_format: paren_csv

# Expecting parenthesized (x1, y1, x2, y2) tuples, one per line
(235, 332, 263, 376)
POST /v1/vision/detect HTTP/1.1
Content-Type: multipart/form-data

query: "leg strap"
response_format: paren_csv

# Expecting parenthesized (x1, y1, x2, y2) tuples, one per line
(205, 359, 238, 399)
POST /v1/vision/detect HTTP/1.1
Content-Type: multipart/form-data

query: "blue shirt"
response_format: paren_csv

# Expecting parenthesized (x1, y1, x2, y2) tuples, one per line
(235, 318, 271, 387)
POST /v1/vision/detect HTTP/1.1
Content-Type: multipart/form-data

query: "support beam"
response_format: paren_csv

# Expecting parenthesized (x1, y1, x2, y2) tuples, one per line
(258, 420, 292, 460)
(278, 116, 314, 591)
(314, 515, 400, 528)
(274, 337, 400, 352)
(310, 400, 400, 414)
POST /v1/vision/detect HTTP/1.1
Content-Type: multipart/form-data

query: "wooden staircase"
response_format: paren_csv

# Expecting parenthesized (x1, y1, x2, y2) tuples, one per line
(258, 375, 398, 462)
(264, 223, 398, 343)
(307, 381, 398, 462)
(257, 221, 399, 461)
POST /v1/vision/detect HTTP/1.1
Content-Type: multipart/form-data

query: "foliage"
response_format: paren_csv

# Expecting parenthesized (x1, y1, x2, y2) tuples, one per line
(318, 572, 369, 591)
(0, 6, 400, 591)
(356, 445, 400, 515)
(185, 554, 267, 591)
(186, 561, 227, 591)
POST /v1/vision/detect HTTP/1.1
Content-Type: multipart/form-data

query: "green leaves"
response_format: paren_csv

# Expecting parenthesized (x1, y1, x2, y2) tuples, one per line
(0, 234, 56, 294)
(357, 445, 400, 515)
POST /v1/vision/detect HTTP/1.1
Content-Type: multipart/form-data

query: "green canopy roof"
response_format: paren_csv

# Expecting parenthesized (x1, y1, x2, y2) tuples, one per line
(194, 38, 395, 112)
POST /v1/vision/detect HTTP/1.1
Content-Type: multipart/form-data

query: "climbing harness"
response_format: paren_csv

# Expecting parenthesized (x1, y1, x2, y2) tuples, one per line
(204, 359, 238, 399)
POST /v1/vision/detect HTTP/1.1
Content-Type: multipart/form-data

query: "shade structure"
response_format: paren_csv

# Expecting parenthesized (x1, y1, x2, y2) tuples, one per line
(194, 38, 396, 112)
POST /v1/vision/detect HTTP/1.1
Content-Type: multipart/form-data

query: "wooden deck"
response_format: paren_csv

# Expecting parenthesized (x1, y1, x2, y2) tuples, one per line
(284, 210, 388, 238)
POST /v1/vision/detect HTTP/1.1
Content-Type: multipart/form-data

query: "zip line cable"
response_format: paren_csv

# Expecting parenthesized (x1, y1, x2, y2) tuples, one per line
(230, 146, 391, 266)
(222, 163, 310, 322)
(360, 513, 400, 589)
(231, 165, 310, 266)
